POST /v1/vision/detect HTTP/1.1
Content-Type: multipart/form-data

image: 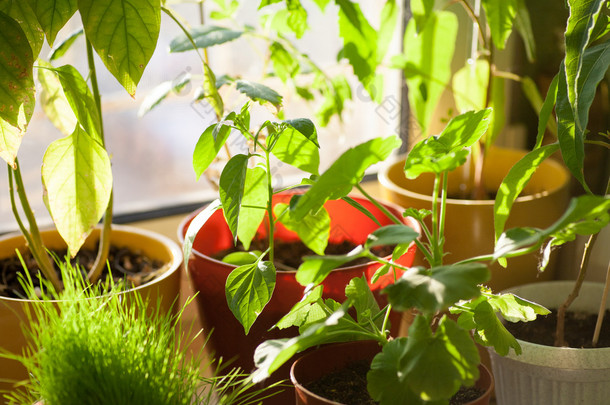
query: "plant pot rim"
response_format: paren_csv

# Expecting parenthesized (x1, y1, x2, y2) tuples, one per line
(378, 148, 570, 206)
(177, 194, 420, 274)
(496, 280, 610, 367)
(0, 224, 183, 304)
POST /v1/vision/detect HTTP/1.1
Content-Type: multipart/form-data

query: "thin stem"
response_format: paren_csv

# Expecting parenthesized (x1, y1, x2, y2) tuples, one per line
(438, 173, 448, 263)
(86, 38, 113, 284)
(355, 183, 402, 225)
(380, 304, 393, 338)
(593, 260, 610, 347)
(431, 174, 442, 266)
(9, 161, 62, 292)
(265, 149, 275, 264)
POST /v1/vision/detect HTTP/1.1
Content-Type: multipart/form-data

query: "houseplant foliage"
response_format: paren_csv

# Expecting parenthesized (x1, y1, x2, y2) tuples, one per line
(2, 259, 274, 405)
(0, 0, 162, 289)
(246, 109, 605, 404)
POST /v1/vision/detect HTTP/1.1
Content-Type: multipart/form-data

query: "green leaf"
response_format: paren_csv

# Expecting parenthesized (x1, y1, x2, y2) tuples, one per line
(410, 0, 435, 32)
(48, 28, 83, 61)
(269, 41, 299, 82)
(377, 0, 399, 64)
(401, 11, 458, 136)
(453, 59, 489, 113)
(138, 74, 192, 117)
(235, 80, 282, 107)
(237, 167, 268, 250)
(482, 0, 518, 50)
(38, 60, 78, 136)
(494, 143, 560, 240)
(472, 301, 521, 356)
(365, 224, 419, 249)
(296, 246, 367, 286)
(222, 251, 261, 266)
(514, 0, 536, 62)
(41, 126, 112, 254)
(316, 75, 352, 126)
(284, 118, 319, 146)
(292, 136, 401, 220)
(486, 292, 550, 322)
(54, 65, 102, 144)
(275, 202, 330, 256)
(219, 154, 249, 241)
(564, 0, 606, 131)
(0, 11, 34, 141)
(384, 264, 489, 315)
(342, 196, 382, 227)
(78, 0, 161, 96)
(269, 124, 320, 174)
(203, 61, 224, 119)
(182, 199, 222, 267)
(0, 0, 44, 58)
(274, 285, 324, 330)
(404, 109, 492, 178)
(25, 0, 77, 46)
(0, 118, 22, 168)
(345, 276, 382, 327)
(193, 117, 234, 180)
(528, 74, 558, 148)
(169, 25, 243, 52)
(225, 260, 276, 334)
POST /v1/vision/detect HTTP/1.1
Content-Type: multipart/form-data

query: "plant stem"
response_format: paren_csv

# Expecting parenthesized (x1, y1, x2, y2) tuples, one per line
(8, 161, 62, 292)
(265, 149, 275, 264)
(593, 260, 610, 347)
(355, 183, 402, 224)
(431, 174, 442, 266)
(85, 38, 112, 284)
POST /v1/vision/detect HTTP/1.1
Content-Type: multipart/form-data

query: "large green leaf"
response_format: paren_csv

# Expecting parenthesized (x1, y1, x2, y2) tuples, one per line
(192, 116, 234, 179)
(237, 167, 268, 250)
(78, 0, 161, 96)
(368, 338, 419, 405)
(38, 61, 78, 136)
(169, 25, 243, 52)
(482, 0, 518, 50)
(219, 154, 249, 241)
(471, 301, 521, 356)
(296, 246, 367, 286)
(452, 59, 489, 113)
(494, 143, 560, 240)
(0, 0, 44, 58)
(226, 260, 276, 334)
(291, 136, 401, 220)
(0, 11, 35, 166)
(54, 65, 102, 144)
(25, 0, 77, 46)
(383, 264, 489, 315)
(399, 11, 458, 136)
(564, 0, 606, 130)
(269, 124, 320, 175)
(404, 109, 492, 178)
(41, 126, 112, 255)
(274, 203, 330, 256)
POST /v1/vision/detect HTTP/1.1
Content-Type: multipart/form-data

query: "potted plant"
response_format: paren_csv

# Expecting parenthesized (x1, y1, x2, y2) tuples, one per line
(0, 1, 182, 397)
(249, 109, 588, 404)
(2, 259, 275, 405)
(368, 0, 573, 291)
(484, 0, 610, 403)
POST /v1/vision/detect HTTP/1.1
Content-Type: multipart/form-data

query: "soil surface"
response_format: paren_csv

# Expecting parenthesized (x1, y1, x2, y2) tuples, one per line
(0, 246, 165, 299)
(305, 360, 484, 405)
(214, 239, 394, 271)
(505, 309, 610, 348)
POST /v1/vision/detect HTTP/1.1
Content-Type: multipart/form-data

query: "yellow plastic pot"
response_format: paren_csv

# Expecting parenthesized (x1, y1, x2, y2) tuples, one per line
(378, 147, 571, 291)
(0, 225, 182, 404)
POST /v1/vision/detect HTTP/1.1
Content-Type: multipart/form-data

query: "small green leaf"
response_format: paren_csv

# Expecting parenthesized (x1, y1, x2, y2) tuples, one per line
(38, 61, 78, 136)
(365, 224, 419, 250)
(235, 80, 282, 107)
(183, 199, 222, 266)
(453, 60, 489, 113)
(345, 276, 381, 326)
(237, 167, 268, 250)
(275, 285, 324, 330)
(169, 25, 243, 52)
(486, 292, 550, 322)
(26, 0, 77, 46)
(292, 136, 401, 220)
(284, 118, 319, 147)
(527, 74, 558, 148)
(48, 28, 83, 61)
(219, 154, 249, 240)
(296, 246, 367, 286)
(269, 124, 320, 174)
(226, 260, 276, 334)
(41, 126, 112, 255)
(514, 0, 536, 62)
(472, 301, 521, 356)
(274, 203, 330, 256)
(222, 251, 261, 266)
(404, 109, 492, 178)
(78, 0, 161, 96)
(482, 0, 518, 50)
(270, 41, 299, 82)
(1, 1, 44, 58)
(193, 117, 234, 179)
(203, 61, 224, 119)
(138, 74, 191, 117)
(0, 118, 22, 168)
(54, 65, 102, 143)
(341, 196, 382, 227)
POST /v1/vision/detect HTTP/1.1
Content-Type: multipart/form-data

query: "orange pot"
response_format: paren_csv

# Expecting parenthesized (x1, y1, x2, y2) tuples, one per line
(378, 147, 571, 292)
(0, 225, 182, 404)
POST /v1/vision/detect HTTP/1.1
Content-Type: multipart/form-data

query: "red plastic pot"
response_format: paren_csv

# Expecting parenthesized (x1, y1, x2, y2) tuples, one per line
(291, 341, 494, 405)
(178, 193, 418, 402)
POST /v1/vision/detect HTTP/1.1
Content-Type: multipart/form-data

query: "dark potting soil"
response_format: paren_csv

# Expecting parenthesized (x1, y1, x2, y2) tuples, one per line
(305, 360, 484, 405)
(0, 245, 165, 299)
(214, 239, 394, 271)
(504, 309, 610, 348)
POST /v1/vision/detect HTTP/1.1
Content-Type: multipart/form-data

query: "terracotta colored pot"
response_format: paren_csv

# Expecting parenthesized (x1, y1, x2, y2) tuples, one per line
(179, 194, 419, 403)
(0, 226, 182, 404)
(291, 340, 494, 405)
(378, 147, 571, 292)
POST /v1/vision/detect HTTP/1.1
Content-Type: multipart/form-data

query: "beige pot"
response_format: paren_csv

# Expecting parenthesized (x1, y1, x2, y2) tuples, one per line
(0, 225, 182, 404)
(378, 147, 571, 292)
